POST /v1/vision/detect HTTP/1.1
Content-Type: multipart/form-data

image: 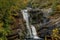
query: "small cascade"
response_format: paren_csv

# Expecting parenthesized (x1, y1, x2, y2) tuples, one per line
(21, 9, 43, 40)
(21, 10, 32, 37)
(31, 25, 40, 39)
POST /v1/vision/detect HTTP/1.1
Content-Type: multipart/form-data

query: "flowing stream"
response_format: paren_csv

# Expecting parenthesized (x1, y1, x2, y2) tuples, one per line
(21, 9, 32, 38)
(31, 25, 40, 39)
(21, 9, 40, 39)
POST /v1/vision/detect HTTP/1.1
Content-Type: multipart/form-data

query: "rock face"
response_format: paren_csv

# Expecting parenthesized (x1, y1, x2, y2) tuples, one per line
(28, 9, 54, 39)
(28, 9, 44, 24)
(28, 9, 45, 36)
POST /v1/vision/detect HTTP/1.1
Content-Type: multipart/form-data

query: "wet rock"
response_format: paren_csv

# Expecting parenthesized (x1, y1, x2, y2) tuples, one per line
(28, 9, 44, 24)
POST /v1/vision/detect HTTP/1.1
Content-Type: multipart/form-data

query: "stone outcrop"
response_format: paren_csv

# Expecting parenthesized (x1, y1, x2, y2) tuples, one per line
(28, 8, 60, 40)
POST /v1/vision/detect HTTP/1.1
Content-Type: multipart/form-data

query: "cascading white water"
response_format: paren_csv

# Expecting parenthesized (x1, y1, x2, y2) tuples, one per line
(21, 9, 41, 39)
(21, 9, 32, 37)
(31, 25, 40, 39)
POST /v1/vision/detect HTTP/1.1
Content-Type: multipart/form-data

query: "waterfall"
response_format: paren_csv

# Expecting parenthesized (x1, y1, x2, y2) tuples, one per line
(21, 9, 43, 40)
(21, 9, 32, 37)
(31, 25, 40, 39)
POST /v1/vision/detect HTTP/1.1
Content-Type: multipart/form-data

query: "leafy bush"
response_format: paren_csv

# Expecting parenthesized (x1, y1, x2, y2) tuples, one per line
(0, 0, 28, 40)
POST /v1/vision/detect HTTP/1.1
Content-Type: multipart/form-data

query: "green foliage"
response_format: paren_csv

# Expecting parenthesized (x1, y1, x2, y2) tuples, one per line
(0, 32, 3, 37)
(0, 0, 28, 40)
(31, 0, 60, 9)
(50, 0, 57, 15)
